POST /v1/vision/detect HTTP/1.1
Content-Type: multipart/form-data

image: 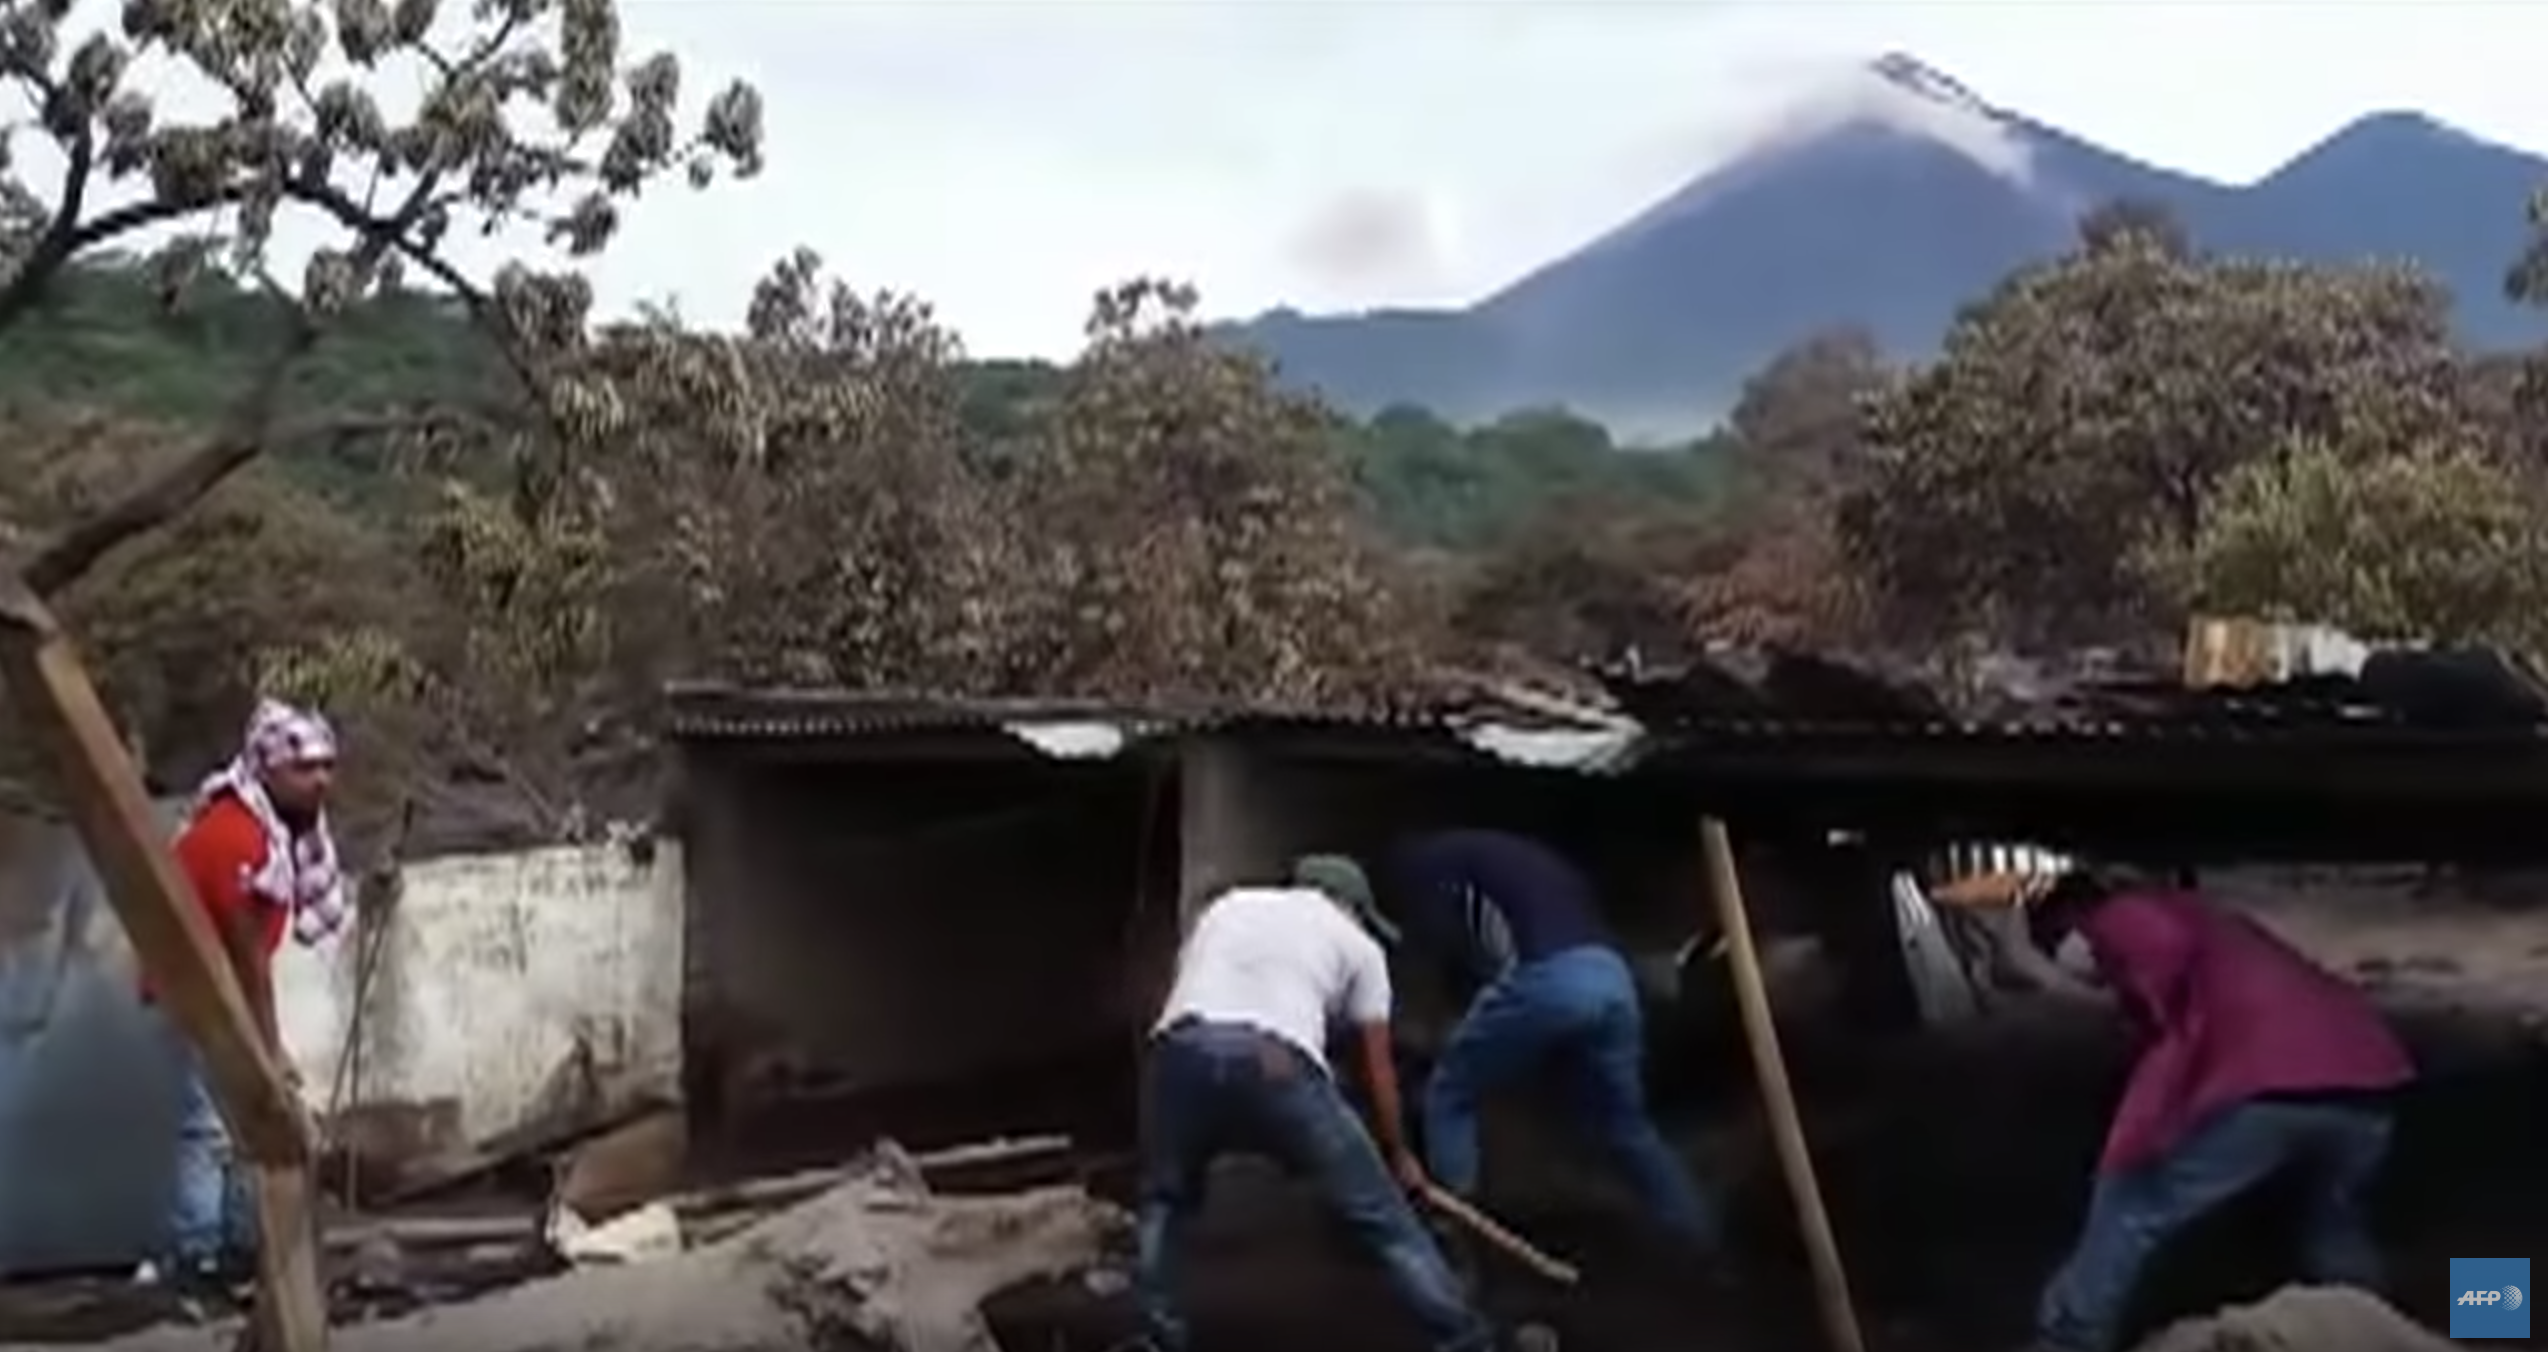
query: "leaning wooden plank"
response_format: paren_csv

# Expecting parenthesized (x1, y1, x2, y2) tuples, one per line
(0, 574, 324, 1352)
(1701, 817, 1864, 1352)
(0, 581, 305, 1153)
(245, 1164, 328, 1352)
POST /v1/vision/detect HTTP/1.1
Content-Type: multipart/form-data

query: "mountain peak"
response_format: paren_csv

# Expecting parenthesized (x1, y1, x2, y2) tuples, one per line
(1866, 52, 1999, 119)
(1227, 70, 2548, 433)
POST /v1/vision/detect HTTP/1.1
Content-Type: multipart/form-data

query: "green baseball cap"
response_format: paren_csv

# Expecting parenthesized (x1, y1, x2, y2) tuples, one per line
(1293, 853, 1400, 945)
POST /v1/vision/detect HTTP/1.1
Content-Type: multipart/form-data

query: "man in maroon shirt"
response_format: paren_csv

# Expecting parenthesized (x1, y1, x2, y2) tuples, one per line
(1953, 868, 2414, 1352)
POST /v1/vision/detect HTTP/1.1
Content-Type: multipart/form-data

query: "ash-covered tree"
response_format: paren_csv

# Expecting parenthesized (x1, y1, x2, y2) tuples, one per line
(2076, 196, 2192, 260)
(2507, 185, 2548, 309)
(2157, 435, 2548, 650)
(1011, 279, 1436, 705)
(1839, 225, 2471, 646)
(2496, 186, 2548, 468)
(413, 245, 1024, 810)
(0, 412, 408, 767)
(0, 409, 416, 826)
(0, 0, 763, 842)
(0, 0, 762, 599)
(1680, 328, 1884, 645)
(1448, 491, 1717, 668)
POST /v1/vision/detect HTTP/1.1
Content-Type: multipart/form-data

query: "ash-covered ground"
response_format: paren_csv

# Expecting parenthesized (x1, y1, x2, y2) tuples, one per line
(992, 872, 2548, 1352)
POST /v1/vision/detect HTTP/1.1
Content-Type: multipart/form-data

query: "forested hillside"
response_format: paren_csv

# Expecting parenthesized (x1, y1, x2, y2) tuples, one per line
(0, 263, 1733, 550)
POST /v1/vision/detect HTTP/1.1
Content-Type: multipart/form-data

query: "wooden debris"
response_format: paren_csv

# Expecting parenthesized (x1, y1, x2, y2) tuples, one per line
(552, 1108, 688, 1225)
(323, 1133, 1080, 1257)
(27, 1143, 1130, 1352)
(370, 1089, 675, 1206)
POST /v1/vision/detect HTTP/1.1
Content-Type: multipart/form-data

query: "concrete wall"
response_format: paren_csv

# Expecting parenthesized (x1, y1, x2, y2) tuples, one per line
(0, 810, 679, 1276)
(294, 840, 686, 1155)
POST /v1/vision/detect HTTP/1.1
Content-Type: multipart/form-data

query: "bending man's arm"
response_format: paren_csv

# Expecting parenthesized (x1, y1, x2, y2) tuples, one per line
(1343, 937, 1427, 1187)
(1984, 903, 2101, 1000)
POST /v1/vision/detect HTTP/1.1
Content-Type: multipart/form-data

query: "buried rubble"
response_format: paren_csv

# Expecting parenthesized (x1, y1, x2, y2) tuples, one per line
(2, 1144, 1128, 1352)
(2131, 1285, 2456, 1352)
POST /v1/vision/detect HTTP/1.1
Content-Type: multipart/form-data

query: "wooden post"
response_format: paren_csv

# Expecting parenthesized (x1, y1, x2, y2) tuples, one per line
(1176, 736, 1272, 930)
(0, 574, 326, 1352)
(1699, 817, 1864, 1352)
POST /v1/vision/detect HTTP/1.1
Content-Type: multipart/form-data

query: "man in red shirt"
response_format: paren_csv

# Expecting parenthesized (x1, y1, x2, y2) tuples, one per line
(152, 699, 348, 1293)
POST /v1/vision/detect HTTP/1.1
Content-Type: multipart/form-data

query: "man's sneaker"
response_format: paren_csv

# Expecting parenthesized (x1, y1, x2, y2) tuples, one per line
(139, 1257, 245, 1324)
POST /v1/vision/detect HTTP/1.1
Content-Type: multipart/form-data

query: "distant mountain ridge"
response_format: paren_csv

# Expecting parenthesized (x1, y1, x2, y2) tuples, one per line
(1225, 55, 2548, 437)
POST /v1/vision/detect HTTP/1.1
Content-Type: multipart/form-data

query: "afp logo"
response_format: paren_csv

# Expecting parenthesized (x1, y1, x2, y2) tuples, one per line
(2451, 1257, 2532, 1338)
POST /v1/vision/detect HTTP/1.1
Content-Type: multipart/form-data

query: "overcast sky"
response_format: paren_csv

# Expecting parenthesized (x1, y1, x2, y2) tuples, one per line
(60, 1, 2548, 358)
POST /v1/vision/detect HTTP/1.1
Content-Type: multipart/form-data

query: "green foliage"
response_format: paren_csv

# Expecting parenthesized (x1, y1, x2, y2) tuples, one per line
(1842, 227, 2472, 644)
(1343, 403, 1732, 550)
(0, 261, 502, 504)
(2160, 436, 2548, 649)
(0, 261, 1730, 550)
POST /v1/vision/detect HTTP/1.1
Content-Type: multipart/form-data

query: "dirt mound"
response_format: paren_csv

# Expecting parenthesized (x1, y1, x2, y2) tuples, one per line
(2135, 1286, 2455, 1352)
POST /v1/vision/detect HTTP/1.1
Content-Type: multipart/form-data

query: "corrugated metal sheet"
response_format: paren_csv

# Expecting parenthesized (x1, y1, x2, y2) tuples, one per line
(659, 681, 1638, 771)
(1600, 645, 2548, 744)
(0, 801, 190, 1276)
(659, 683, 1580, 739)
(670, 642, 2548, 754)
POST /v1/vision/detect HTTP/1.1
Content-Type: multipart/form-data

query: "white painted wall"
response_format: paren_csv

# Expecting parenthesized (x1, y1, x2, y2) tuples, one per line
(0, 822, 685, 1274)
(285, 841, 686, 1144)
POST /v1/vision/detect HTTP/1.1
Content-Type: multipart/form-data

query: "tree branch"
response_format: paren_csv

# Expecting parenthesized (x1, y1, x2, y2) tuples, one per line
(0, 71, 101, 331)
(17, 159, 464, 598)
(21, 307, 317, 597)
(285, 178, 562, 421)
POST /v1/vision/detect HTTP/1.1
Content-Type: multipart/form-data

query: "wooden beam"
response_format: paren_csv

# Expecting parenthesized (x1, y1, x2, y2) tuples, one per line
(1699, 817, 1865, 1352)
(0, 571, 326, 1352)
(1177, 737, 1268, 929)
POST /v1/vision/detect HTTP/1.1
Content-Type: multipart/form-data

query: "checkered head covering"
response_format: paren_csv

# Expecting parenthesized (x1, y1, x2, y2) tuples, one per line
(185, 697, 350, 946)
(245, 699, 338, 771)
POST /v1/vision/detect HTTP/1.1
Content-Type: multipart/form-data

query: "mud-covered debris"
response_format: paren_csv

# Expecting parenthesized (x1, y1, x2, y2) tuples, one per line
(2133, 1285, 2453, 1352)
(0, 1141, 1129, 1352)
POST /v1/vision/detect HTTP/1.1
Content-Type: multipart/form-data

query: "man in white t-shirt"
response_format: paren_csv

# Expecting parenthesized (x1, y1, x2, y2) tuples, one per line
(1136, 855, 1495, 1352)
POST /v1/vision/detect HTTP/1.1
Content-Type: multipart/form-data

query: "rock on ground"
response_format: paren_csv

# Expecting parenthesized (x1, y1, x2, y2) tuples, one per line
(4, 1144, 1129, 1352)
(2133, 1286, 2455, 1352)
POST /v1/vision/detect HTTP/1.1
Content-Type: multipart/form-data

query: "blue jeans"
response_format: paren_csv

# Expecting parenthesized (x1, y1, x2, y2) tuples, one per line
(1423, 945, 1716, 1246)
(2037, 1097, 2392, 1352)
(166, 1032, 256, 1273)
(1137, 1019, 1492, 1352)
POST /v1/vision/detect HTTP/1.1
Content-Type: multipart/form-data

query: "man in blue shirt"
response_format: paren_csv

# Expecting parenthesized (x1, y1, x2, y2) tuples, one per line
(1380, 829, 1717, 1252)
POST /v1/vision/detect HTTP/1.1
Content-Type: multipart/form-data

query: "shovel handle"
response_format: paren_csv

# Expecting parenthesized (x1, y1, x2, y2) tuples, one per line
(1415, 1181, 1582, 1286)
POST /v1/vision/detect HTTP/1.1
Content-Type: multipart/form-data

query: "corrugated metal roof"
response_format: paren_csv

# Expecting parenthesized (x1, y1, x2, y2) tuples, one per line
(1599, 645, 2548, 744)
(664, 641, 2548, 776)
(660, 682, 1616, 742)
(659, 681, 1651, 774)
